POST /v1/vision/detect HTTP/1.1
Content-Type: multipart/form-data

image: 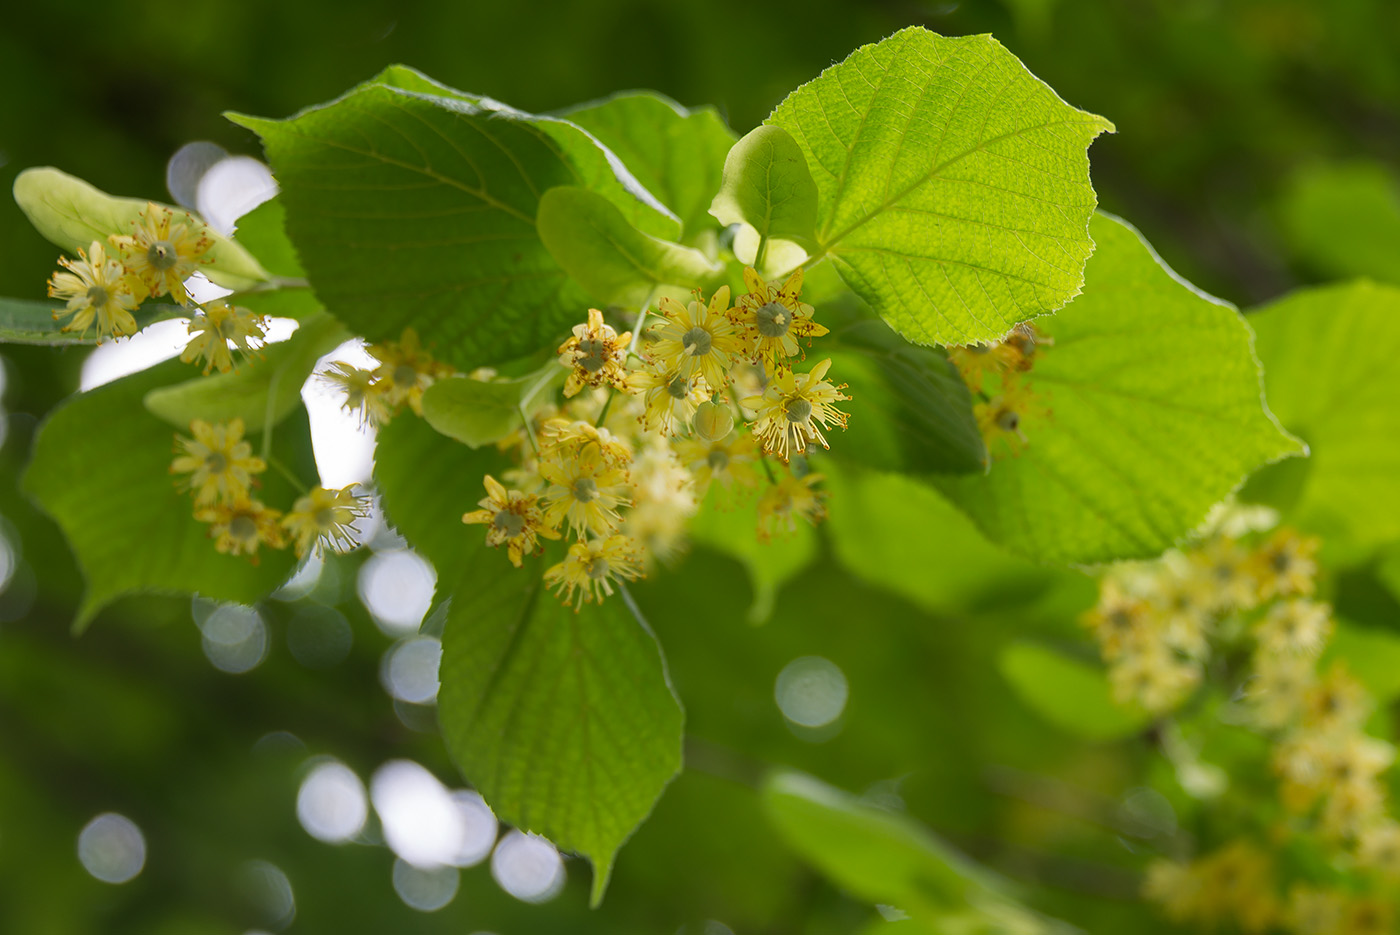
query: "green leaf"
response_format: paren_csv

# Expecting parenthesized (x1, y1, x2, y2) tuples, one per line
(232, 197, 305, 277)
(22, 360, 311, 630)
(373, 413, 506, 573)
(826, 309, 986, 474)
(0, 296, 185, 346)
(229, 73, 680, 370)
(1249, 280, 1400, 559)
(536, 186, 722, 308)
(709, 125, 819, 249)
(1326, 620, 1400, 703)
(438, 556, 683, 906)
(419, 367, 560, 449)
(1281, 161, 1400, 284)
(369, 66, 680, 240)
(564, 91, 737, 242)
(687, 487, 817, 624)
(768, 27, 1114, 346)
(998, 641, 1150, 741)
(143, 312, 348, 432)
(934, 213, 1303, 564)
(761, 770, 1044, 930)
(13, 167, 271, 291)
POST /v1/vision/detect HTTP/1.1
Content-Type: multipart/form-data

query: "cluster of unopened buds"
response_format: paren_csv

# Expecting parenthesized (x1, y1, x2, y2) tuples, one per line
(45, 202, 268, 373)
(1081, 516, 1400, 933)
(949, 322, 1052, 458)
(460, 267, 852, 610)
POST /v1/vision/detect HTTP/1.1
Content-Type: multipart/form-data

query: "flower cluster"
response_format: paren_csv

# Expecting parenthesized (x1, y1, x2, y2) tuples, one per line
(320, 328, 455, 427)
(44, 202, 268, 372)
(1083, 517, 1400, 933)
(451, 268, 849, 610)
(949, 322, 1052, 458)
(169, 418, 367, 562)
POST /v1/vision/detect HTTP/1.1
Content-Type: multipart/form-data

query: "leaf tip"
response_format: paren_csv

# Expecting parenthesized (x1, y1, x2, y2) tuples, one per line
(588, 852, 616, 908)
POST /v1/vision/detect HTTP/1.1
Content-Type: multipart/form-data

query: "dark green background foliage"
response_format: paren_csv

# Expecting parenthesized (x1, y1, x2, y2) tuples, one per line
(2, 2, 1398, 934)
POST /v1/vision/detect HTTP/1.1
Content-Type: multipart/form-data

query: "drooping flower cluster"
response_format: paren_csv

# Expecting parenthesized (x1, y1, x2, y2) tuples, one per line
(950, 322, 1053, 459)
(320, 328, 456, 427)
(169, 417, 367, 562)
(451, 268, 849, 609)
(43, 202, 276, 375)
(1084, 516, 1400, 933)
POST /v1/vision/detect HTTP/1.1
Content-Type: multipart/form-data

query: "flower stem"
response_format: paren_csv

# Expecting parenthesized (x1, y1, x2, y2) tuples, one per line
(594, 391, 615, 428)
(267, 455, 310, 495)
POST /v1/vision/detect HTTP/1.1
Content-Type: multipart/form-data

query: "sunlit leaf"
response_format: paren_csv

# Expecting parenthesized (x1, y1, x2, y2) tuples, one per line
(439, 556, 683, 906)
(1248, 280, 1400, 561)
(768, 27, 1113, 346)
(0, 296, 184, 346)
(419, 368, 559, 449)
(537, 186, 722, 308)
(709, 125, 819, 249)
(934, 213, 1303, 564)
(13, 167, 271, 290)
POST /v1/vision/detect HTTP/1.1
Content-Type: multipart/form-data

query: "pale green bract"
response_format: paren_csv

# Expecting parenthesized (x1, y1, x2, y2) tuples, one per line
(709, 125, 820, 249)
(935, 214, 1303, 564)
(769, 27, 1114, 347)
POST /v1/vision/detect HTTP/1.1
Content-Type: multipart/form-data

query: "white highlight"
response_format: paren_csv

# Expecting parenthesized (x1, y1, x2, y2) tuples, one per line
(382, 636, 442, 704)
(198, 604, 269, 675)
(77, 813, 146, 884)
(371, 760, 466, 869)
(357, 550, 436, 636)
(491, 830, 565, 903)
(296, 760, 368, 844)
(448, 791, 498, 868)
(197, 156, 278, 235)
(775, 656, 849, 728)
(392, 859, 460, 912)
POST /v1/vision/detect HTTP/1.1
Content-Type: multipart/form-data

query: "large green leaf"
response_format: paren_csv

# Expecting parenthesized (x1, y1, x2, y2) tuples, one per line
(1281, 162, 1400, 285)
(438, 555, 683, 906)
(709, 125, 819, 250)
(536, 186, 722, 308)
(22, 359, 312, 630)
(419, 367, 560, 449)
(934, 213, 1302, 564)
(1248, 280, 1400, 559)
(768, 27, 1114, 347)
(143, 312, 348, 432)
(228, 72, 675, 371)
(0, 296, 185, 346)
(998, 641, 1150, 741)
(13, 167, 271, 290)
(372, 413, 507, 574)
(826, 309, 986, 475)
(762, 771, 1048, 931)
(563, 91, 736, 243)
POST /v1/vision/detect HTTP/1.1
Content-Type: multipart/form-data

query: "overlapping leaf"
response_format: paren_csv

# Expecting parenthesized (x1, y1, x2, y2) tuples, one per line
(769, 27, 1114, 347)
(438, 555, 683, 906)
(935, 214, 1302, 564)
(23, 360, 313, 629)
(1248, 280, 1400, 559)
(0, 297, 184, 346)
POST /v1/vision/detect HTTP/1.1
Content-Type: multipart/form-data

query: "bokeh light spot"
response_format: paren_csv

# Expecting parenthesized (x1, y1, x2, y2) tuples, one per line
(775, 656, 849, 728)
(491, 830, 565, 903)
(296, 760, 368, 844)
(77, 813, 146, 884)
(391, 858, 459, 912)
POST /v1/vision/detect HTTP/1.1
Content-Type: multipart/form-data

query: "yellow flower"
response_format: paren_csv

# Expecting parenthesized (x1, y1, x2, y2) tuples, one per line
(729, 266, 828, 371)
(539, 444, 632, 539)
(196, 498, 285, 561)
(1143, 859, 1203, 923)
(1244, 651, 1314, 730)
(674, 431, 763, 502)
(282, 485, 369, 557)
(544, 535, 643, 610)
(622, 437, 697, 567)
(1251, 527, 1320, 601)
(973, 375, 1046, 459)
(462, 475, 560, 567)
(180, 300, 268, 374)
(557, 308, 633, 397)
(1108, 642, 1200, 714)
(367, 328, 450, 416)
(1190, 535, 1260, 613)
(1289, 886, 1344, 935)
(321, 362, 394, 427)
(110, 202, 212, 305)
(743, 358, 850, 462)
(539, 418, 633, 467)
(1301, 663, 1370, 734)
(1081, 579, 1153, 662)
(1255, 599, 1332, 658)
(170, 418, 266, 506)
(756, 471, 826, 541)
(628, 366, 709, 437)
(646, 287, 741, 391)
(47, 241, 140, 341)
(1356, 821, 1400, 878)
(948, 323, 1051, 393)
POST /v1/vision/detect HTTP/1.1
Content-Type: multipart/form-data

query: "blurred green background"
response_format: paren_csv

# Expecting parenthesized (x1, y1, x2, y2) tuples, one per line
(1, 1, 1397, 933)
